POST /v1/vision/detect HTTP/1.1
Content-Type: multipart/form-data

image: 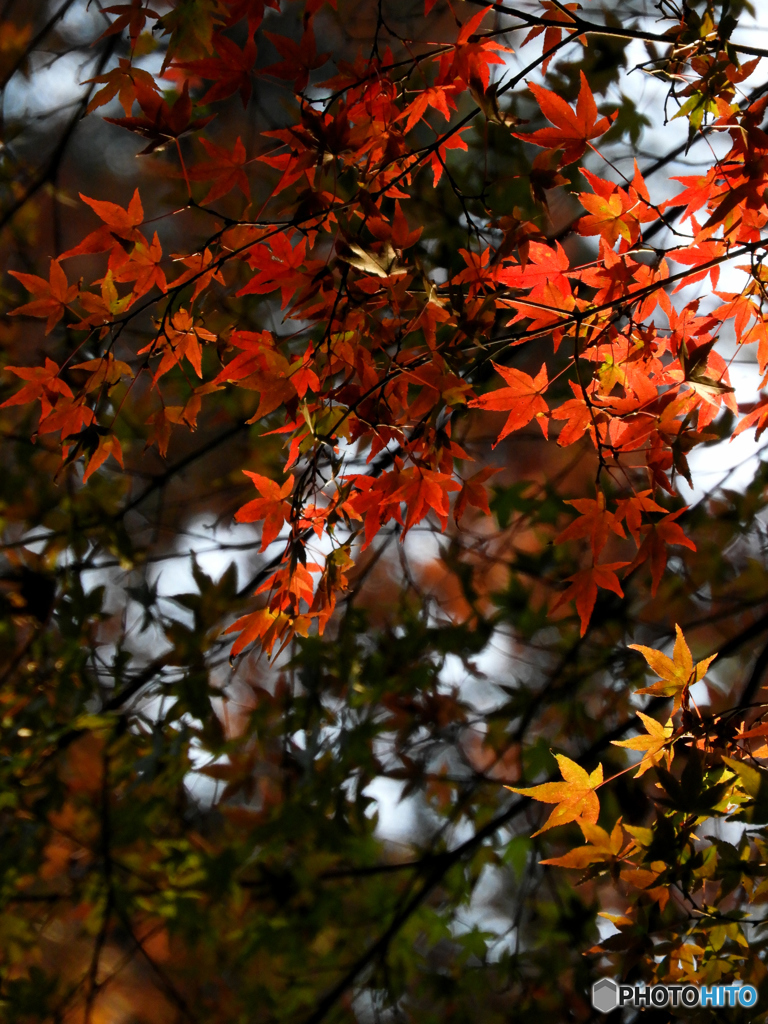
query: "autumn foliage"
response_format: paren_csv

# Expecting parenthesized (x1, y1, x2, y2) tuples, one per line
(5, 0, 768, 1019)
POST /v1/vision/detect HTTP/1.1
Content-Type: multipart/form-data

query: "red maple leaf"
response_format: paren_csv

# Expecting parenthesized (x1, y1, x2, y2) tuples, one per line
(220, 0, 280, 35)
(104, 80, 215, 155)
(237, 234, 308, 307)
(99, 0, 160, 44)
(521, 1, 580, 73)
(454, 467, 500, 524)
(173, 33, 257, 107)
(188, 136, 251, 204)
(468, 362, 549, 445)
(626, 508, 696, 595)
(59, 189, 145, 267)
(263, 25, 329, 93)
(551, 562, 628, 636)
(514, 71, 616, 164)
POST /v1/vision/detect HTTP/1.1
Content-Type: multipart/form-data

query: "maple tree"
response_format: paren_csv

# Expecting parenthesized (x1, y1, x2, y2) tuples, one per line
(6, 0, 768, 1019)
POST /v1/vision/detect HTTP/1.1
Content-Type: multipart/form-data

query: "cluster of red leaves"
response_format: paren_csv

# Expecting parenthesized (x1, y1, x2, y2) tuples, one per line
(4, 0, 767, 652)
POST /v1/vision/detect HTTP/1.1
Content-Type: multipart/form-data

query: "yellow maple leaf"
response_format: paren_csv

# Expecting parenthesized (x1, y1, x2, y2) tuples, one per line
(612, 711, 675, 777)
(629, 623, 716, 713)
(540, 818, 625, 868)
(506, 754, 603, 836)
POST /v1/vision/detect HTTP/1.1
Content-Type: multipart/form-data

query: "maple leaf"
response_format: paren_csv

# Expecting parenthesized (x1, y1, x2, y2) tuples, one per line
(40, 396, 95, 439)
(400, 86, 454, 135)
(629, 623, 716, 713)
(733, 394, 768, 441)
(521, 1, 580, 74)
(173, 33, 257, 107)
(263, 25, 328, 93)
(158, 0, 225, 67)
(82, 433, 125, 483)
(70, 353, 134, 393)
(72, 270, 133, 331)
(514, 71, 616, 164)
(104, 80, 215, 155)
(498, 239, 571, 295)
(59, 189, 145, 266)
(667, 239, 726, 291)
(540, 818, 625, 869)
(468, 362, 549, 446)
(576, 165, 656, 247)
(612, 712, 675, 777)
(220, 0, 280, 35)
(424, 128, 469, 187)
(188, 136, 251, 204)
(85, 59, 161, 116)
(551, 382, 595, 447)
(454, 467, 500, 524)
(388, 467, 461, 534)
(113, 231, 167, 297)
(138, 308, 217, 381)
(436, 6, 509, 92)
(550, 562, 628, 636)
(8, 261, 78, 334)
(234, 471, 294, 551)
(1, 357, 73, 420)
(237, 234, 308, 307)
(626, 507, 696, 596)
(611, 491, 666, 547)
(170, 247, 226, 303)
(506, 754, 603, 836)
(555, 492, 626, 558)
(100, 0, 160, 44)
(224, 607, 287, 657)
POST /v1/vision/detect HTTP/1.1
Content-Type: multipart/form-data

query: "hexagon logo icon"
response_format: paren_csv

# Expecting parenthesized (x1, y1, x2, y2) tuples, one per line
(592, 978, 619, 1013)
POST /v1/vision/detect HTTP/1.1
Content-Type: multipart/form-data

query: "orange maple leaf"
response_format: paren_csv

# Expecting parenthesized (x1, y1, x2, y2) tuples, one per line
(388, 467, 461, 533)
(8, 261, 79, 334)
(614, 490, 667, 546)
(82, 434, 124, 483)
(468, 361, 549, 445)
(113, 231, 167, 298)
(555, 492, 626, 558)
(59, 189, 145, 266)
(506, 754, 603, 836)
(234, 471, 294, 551)
(1, 357, 73, 418)
(139, 308, 217, 381)
(85, 59, 161, 116)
